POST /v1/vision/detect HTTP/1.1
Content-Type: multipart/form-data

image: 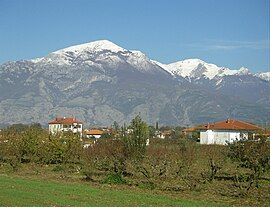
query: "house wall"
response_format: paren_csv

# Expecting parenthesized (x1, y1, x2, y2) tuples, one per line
(49, 124, 63, 134)
(200, 130, 214, 144)
(200, 130, 249, 145)
(49, 123, 83, 137)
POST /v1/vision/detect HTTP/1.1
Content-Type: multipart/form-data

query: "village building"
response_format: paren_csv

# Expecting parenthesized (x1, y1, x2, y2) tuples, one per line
(184, 119, 262, 145)
(84, 129, 104, 139)
(155, 130, 172, 139)
(48, 117, 83, 137)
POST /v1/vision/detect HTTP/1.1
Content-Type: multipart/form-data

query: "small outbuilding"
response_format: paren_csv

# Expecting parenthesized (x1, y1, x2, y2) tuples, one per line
(84, 129, 104, 139)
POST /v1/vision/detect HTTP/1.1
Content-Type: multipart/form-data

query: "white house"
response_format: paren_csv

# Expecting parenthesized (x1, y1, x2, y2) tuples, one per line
(48, 117, 83, 137)
(185, 119, 262, 145)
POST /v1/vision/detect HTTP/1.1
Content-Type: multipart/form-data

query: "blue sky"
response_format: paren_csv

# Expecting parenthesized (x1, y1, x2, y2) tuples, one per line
(0, 0, 269, 72)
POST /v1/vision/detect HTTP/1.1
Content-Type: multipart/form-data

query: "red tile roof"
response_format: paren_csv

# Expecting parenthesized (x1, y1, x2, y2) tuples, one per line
(184, 119, 263, 132)
(85, 129, 104, 135)
(48, 117, 83, 124)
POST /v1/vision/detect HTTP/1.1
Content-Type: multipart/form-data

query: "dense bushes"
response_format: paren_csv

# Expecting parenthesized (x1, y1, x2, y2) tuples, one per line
(0, 124, 83, 170)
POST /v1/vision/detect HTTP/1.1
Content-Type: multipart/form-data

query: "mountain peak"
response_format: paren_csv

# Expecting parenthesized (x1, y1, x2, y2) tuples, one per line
(238, 67, 250, 75)
(29, 40, 128, 65)
(255, 72, 270, 81)
(157, 58, 220, 79)
(53, 39, 126, 55)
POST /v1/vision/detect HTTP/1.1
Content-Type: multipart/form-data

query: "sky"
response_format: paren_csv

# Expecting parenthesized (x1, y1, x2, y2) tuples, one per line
(0, 0, 269, 72)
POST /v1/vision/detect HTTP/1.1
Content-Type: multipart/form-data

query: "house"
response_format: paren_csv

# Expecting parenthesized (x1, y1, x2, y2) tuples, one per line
(84, 129, 104, 139)
(156, 130, 172, 139)
(48, 117, 83, 137)
(184, 119, 263, 145)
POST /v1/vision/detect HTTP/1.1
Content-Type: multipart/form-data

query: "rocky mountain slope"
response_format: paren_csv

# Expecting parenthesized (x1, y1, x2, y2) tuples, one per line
(0, 40, 269, 127)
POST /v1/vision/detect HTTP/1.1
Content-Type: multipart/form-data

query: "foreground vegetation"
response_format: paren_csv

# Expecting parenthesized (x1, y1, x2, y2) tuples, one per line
(0, 117, 269, 206)
(0, 175, 229, 207)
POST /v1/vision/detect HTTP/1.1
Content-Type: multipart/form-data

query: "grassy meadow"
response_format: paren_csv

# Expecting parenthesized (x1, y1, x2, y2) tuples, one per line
(0, 174, 229, 207)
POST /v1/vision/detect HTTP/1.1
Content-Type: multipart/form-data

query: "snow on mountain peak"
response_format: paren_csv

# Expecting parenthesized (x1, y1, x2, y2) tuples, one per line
(31, 40, 128, 66)
(237, 67, 250, 75)
(153, 58, 259, 80)
(156, 58, 223, 79)
(25, 41, 268, 81)
(255, 72, 270, 81)
(53, 40, 126, 55)
(30, 57, 44, 63)
(127, 50, 164, 73)
(29, 40, 164, 74)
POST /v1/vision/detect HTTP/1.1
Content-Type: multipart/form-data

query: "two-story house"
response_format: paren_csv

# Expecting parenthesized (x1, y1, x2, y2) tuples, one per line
(48, 117, 83, 137)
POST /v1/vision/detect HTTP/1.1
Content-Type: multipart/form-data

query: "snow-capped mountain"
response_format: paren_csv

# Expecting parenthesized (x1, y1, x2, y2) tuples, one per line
(153, 59, 251, 80)
(30, 40, 168, 75)
(153, 58, 269, 107)
(0, 40, 269, 126)
(31, 40, 127, 65)
(255, 72, 270, 81)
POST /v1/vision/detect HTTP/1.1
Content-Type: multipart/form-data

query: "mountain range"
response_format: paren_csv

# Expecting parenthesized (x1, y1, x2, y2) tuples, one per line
(0, 40, 269, 127)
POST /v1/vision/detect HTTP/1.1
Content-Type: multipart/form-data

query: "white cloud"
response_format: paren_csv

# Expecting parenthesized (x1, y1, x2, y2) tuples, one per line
(186, 39, 270, 51)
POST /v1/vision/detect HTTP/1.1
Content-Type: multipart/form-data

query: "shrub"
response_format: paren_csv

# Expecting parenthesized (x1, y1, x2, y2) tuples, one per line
(0, 125, 84, 169)
(228, 134, 270, 193)
(200, 145, 227, 182)
(84, 139, 127, 175)
(102, 173, 126, 184)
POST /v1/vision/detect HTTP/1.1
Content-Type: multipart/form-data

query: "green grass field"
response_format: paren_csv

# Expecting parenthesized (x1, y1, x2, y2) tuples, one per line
(0, 175, 229, 207)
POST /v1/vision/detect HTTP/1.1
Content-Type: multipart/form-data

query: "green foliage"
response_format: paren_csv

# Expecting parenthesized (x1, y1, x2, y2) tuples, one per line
(191, 131, 200, 141)
(112, 121, 120, 132)
(121, 115, 149, 159)
(52, 164, 65, 172)
(20, 126, 44, 163)
(0, 125, 83, 168)
(102, 173, 126, 184)
(228, 134, 270, 193)
(148, 125, 156, 138)
(100, 132, 112, 139)
(39, 132, 83, 165)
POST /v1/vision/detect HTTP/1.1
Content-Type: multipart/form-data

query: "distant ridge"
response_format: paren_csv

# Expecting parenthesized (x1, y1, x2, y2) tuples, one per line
(0, 40, 269, 126)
